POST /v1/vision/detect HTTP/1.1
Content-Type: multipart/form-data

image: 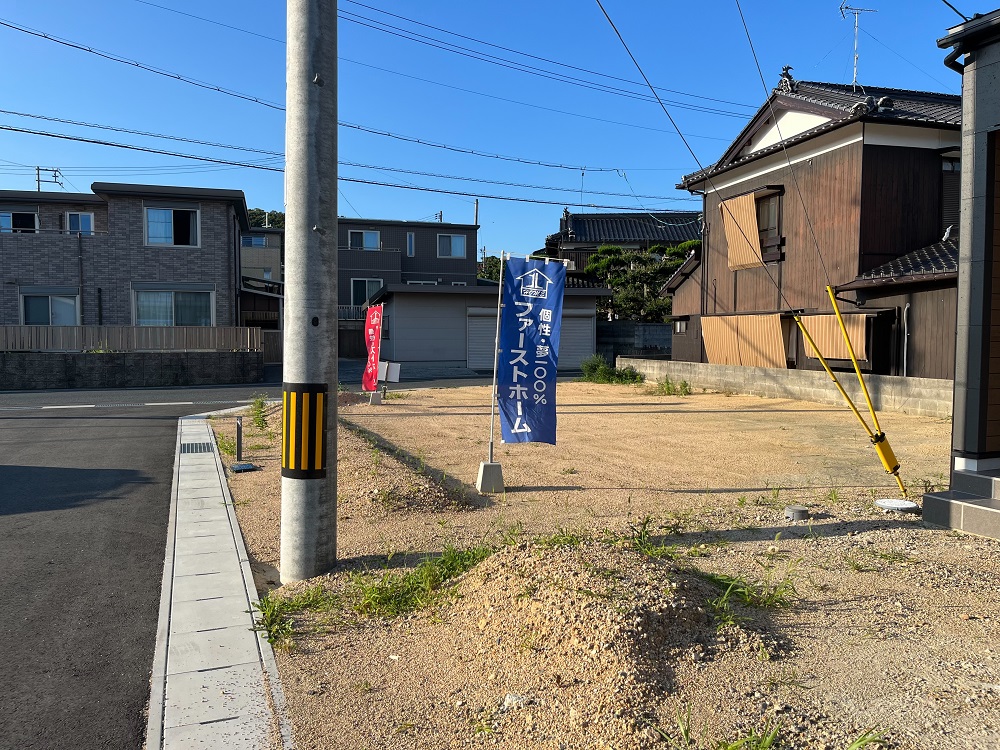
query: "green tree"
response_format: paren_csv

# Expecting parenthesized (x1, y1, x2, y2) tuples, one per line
(478, 254, 502, 281)
(585, 240, 700, 321)
(248, 208, 285, 228)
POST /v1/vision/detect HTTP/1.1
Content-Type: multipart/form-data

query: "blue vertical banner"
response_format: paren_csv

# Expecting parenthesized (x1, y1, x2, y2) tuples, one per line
(497, 257, 566, 444)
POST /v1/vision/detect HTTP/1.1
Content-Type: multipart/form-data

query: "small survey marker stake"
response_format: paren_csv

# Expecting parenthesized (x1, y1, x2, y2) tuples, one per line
(230, 462, 257, 473)
(784, 505, 810, 521)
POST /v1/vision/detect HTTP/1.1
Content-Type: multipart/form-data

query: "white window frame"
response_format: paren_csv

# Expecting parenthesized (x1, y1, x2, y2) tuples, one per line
(350, 277, 383, 306)
(349, 229, 381, 251)
(406, 231, 415, 257)
(1, 210, 38, 233)
(144, 205, 201, 248)
(20, 293, 80, 325)
(437, 233, 467, 259)
(132, 289, 216, 326)
(65, 211, 95, 236)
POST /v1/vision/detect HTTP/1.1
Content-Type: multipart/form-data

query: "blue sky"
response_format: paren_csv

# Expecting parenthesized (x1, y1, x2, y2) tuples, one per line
(0, 0, 967, 257)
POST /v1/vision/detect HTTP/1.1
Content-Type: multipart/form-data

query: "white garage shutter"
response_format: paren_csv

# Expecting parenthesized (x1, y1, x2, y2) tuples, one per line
(557, 316, 595, 370)
(467, 313, 498, 370)
(467, 310, 595, 371)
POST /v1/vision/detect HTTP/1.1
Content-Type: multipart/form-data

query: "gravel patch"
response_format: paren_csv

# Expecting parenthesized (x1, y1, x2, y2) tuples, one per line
(212, 383, 1000, 749)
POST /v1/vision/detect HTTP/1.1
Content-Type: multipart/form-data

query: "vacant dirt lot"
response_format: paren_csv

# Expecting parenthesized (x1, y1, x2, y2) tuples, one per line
(214, 383, 1000, 750)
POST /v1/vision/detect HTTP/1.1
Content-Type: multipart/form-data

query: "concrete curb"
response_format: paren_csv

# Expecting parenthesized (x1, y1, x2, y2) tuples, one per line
(145, 409, 293, 750)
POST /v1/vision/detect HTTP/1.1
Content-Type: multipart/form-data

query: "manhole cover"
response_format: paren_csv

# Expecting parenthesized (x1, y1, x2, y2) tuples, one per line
(180, 442, 214, 454)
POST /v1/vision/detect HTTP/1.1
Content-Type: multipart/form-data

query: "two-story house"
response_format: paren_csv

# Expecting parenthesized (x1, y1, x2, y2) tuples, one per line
(667, 73, 961, 378)
(1, 182, 249, 330)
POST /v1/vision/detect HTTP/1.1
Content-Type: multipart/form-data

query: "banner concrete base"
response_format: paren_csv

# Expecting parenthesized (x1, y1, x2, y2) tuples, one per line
(476, 462, 504, 493)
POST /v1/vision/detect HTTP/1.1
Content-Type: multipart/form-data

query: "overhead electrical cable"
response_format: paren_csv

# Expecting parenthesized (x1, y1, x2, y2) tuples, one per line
(341, 0, 756, 110)
(341, 160, 697, 200)
(0, 17, 285, 111)
(593, 0, 795, 315)
(337, 177, 683, 210)
(0, 108, 285, 157)
(338, 10, 749, 117)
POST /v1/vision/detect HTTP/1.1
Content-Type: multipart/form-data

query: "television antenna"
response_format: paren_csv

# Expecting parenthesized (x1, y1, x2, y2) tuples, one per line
(840, 2, 877, 93)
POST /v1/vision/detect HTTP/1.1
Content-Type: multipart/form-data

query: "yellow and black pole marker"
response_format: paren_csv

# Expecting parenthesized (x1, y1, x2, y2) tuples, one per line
(282, 383, 328, 479)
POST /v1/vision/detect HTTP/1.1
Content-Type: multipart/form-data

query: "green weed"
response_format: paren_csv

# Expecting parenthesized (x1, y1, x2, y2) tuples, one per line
(346, 544, 493, 618)
(216, 433, 236, 456)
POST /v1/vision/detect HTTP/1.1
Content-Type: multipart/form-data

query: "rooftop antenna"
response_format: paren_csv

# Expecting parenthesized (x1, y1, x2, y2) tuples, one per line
(840, 2, 877, 94)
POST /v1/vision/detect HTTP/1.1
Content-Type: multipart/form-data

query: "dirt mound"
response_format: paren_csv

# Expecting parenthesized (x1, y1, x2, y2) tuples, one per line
(426, 541, 763, 748)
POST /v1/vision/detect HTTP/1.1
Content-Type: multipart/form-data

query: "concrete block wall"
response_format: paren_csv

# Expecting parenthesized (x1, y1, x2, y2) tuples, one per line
(0, 351, 263, 390)
(619, 358, 953, 418)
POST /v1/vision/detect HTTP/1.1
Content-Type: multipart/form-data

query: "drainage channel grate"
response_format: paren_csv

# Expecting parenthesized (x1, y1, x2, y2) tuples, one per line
(180, 442, 215, 454)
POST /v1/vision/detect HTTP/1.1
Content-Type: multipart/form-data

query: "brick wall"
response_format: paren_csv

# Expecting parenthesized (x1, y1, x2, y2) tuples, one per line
(0, 195, 237, 326)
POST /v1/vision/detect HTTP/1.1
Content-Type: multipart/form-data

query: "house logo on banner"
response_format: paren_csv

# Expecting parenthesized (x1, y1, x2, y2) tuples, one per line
(516, 268, 554, 299)
(497, 257, 566, 445)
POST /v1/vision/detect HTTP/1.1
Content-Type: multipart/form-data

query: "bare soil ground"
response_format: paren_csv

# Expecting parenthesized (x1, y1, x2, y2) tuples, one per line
(211, 383, 1000, 750)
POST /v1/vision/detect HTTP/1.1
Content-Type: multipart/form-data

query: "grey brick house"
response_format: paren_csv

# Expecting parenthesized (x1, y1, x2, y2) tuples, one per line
(0, 182, 250, 329)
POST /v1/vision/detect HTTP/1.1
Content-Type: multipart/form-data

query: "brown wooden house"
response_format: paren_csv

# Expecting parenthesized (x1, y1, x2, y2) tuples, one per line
(666, 72, 961, 378)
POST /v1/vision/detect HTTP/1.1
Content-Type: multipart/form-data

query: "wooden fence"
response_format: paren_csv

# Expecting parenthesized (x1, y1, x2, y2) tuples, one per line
(0, 325, 261, 352)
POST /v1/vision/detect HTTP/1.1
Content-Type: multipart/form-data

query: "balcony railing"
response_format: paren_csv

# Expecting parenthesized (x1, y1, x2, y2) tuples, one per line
(0, 325, 261, 352)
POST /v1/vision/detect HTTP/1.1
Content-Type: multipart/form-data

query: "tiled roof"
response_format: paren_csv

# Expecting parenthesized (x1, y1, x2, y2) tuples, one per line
(560, 211, 702, 245)
(680, 80, 959, 188)
(859, 237, 958, 280)
(787, 81, 960, 126)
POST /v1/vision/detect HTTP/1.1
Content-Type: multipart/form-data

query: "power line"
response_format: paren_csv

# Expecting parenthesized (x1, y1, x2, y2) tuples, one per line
(1, 122, 694, 209)
(860, 29, 959, 93)
(0, 124, 285, 172)
(133, 0, 285, 44)
(593, 0, 796, 312)
(341, 0, 756, 110)
(341, 160, 697, 200)
(0, 108, 285, 157)
(0, 17, 285, 110)
(337, 176, 686, 210)
(339, 10, 749, 117)
(340, 57, 732, 140)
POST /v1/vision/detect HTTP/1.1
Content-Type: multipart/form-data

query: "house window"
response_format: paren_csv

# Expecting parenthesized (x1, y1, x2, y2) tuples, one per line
(135, 290, 213, 326)
(756, 193, 781, 250)
(437, 234, 466, 258)
(66, 212, 95, 236)
(22, 294, 78, 325)
(351, 278, 382, 306)
(349, 230, 380, 251)
(146, 207, 199, 246)
(674, 320, 688, 334)
(1, 210, 38, 233)
(406, 232, 415, 257)
(241, 235, 268, 247)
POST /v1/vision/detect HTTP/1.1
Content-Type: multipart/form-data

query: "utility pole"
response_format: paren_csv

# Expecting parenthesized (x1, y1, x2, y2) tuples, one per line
(280, 0, 338, 583)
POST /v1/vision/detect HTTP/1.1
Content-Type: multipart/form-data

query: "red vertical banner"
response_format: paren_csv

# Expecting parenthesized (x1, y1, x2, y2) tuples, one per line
(362, 304, 383, 392)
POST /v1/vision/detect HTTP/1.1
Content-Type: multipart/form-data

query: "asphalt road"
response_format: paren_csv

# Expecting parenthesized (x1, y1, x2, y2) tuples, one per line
(0, 384, 280, 750)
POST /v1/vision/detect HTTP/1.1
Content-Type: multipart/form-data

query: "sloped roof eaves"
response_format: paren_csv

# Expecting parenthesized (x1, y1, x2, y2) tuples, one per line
(680, 81, 960, 190)
(837, 237, 959, 290)
(567, 213, 701, 244)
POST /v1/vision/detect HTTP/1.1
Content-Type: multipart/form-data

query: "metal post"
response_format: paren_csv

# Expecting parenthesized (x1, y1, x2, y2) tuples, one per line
(280, 0, 338, 583)
(477, 252, 505, 493)
(236, 416, 243, 462)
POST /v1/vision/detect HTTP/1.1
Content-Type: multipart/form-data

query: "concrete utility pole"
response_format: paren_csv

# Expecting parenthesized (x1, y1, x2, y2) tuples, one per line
(280, 0, 338, 583)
